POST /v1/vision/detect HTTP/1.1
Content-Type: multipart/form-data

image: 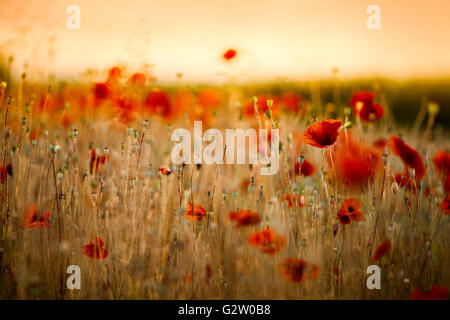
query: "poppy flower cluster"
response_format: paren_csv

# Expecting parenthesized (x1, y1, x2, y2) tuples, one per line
(229, 209, 261, 227)
(388, 136, 426, 181)
(21, 205, 51, 230)
(350, 91, 384, 122)
(303, 119, 341, 148)
(82, 235, 108, 259)
(185, 202, 206, 221)
(248, 228, 285, 255)
(278, 258, 320, 283)
(337, 198, 364, 225)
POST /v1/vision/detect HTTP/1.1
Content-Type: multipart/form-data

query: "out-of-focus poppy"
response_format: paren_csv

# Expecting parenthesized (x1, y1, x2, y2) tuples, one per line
(441, 196, 450, 214)
(106, 66, 122, 85)
(185, 202, 206, 221)
(82, 235, 108, 259)
(159, 166, 172, 176)
(294, 159, 315, 176)
(360, 103, 384, 122)
(242, 95, 279, 120)
(248, 228, 285, 255)
(145, 90, 173, 120)
(205, 264, 213, 280)
(374, 138, 388, 150)
(411, 285, 449, 300)
(127, 73, 146, 86)
(350, 92, 374, 111)
(280, 92, 308, 114)
(332, 133, 383, 188)
(372, 240, 392, 261)
(433, 150, 450, 193)
(337, 198, 364, 225)
(21, 205, 51, 230)
(333, 266, 342, 283)
(93, 83, 110, 101)
(223, 49, 237, 60)
(350, 92, 383, 122)
(229, 209, 261, 227)
(0, 165, 7, 183)
(90, 149, 108, 174)
(303, 119, 341, 148)
(278, 258, 319, 283)
(388, 136, 426, 181)
(197, 89, 222, 108)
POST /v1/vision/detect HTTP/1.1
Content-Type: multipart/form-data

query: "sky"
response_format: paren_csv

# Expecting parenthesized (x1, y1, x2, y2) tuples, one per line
(1, 0, 450, 84)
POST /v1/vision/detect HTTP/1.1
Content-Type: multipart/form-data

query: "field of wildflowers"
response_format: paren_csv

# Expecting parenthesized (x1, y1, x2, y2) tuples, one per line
(0, 49, 449, 300)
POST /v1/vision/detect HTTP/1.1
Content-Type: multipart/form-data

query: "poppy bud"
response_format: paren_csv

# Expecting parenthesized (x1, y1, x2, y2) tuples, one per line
(391, 181, 399, 194)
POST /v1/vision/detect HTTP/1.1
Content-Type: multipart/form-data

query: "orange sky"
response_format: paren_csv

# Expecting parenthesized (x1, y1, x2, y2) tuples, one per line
(1, 0, 450, 83)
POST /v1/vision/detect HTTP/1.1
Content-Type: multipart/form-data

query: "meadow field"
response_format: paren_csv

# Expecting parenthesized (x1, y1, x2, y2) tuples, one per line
(0, 60, 449, 300)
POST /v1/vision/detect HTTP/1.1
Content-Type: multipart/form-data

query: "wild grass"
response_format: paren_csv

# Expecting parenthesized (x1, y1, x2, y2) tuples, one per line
(0, 75, 448, 300)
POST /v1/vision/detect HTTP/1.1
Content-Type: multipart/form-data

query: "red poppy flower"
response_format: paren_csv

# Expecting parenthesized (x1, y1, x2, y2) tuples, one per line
(393, 171, 418, 193)
(21, 205, 51, 230)
(82, 235, 108, 259)
(337, 198, 364, 225)
(223, 49, 237, 60)
(372, 240, 392, 261)
(205, 264, 213, 279)
(242, 95, 279, 120)
(433, 151, 450, 193)
(284, 194, 304, 209)
(159, 166, 172, 176)
(411, 286, 449, 300)
(93, 83, 110, 101)
(185, 202, 206, 221)
(303, 119, 341, 148)
(333, 266, 342, 283)
(106, 66, 121, 84)
(332, 133, 383, 188)
(278, 258, 319, 283)
(388, 136, 426, 181)
(433, 151, 450, 176)
(145, 90, 173, 119)
(0, 165, 7, 183)
(350, 92, 383, 122)
(248, 228, 285, 255)
(197, 89, 222, 108)
(294, 159, 315, 176)
(229, 209, 261, 227)
(280, 92, 308, 114)
(350, 92, 374, 111)
(359, 103, 384, 122)
(441, 196, 450, 214)
(374, 138, 387, 150)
